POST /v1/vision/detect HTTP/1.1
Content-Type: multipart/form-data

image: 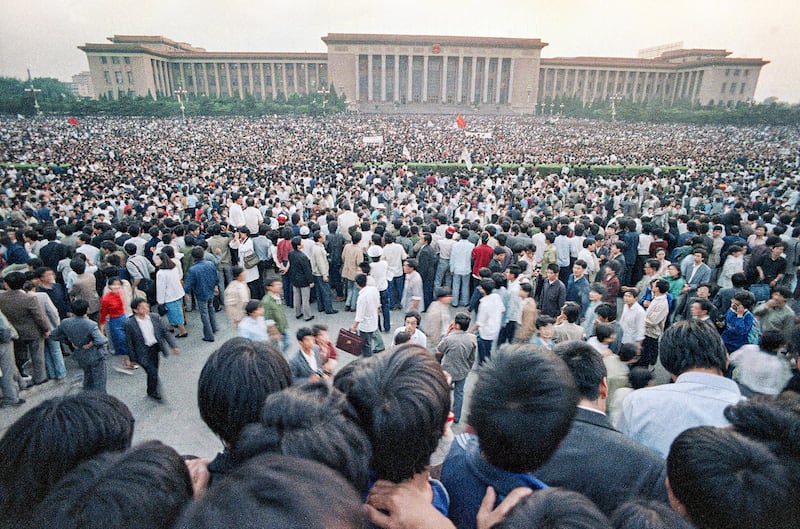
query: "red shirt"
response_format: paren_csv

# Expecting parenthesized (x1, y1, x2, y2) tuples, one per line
(276, 239, 293, 263)
(99, 291, 126, 325)
(471, 244, 494, 278)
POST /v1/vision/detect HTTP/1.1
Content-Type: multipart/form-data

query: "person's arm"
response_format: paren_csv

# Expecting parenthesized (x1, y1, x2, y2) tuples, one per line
(89, 322, 108, 347)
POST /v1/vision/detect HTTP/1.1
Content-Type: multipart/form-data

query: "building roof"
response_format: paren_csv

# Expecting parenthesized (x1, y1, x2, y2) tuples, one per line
(541, 51, 768, 70)
(322, 33, 547, 49)
(79, 36, 327, 61)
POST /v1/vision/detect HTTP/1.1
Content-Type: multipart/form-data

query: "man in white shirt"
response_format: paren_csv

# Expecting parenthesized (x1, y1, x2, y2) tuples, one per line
(619, 290, 646, 346)
(383, 233, 408, 310)
(471, 279, 505, 365)
(242, 197, 264, 236)
(228, 193, 245, 229)
(641, 279, 669, 367)
(351, 273, 380, 357)
(337, 204, 359, 243)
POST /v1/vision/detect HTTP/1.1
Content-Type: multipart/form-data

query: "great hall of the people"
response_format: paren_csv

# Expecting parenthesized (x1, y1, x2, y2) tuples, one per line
(79, 33, 768, 113)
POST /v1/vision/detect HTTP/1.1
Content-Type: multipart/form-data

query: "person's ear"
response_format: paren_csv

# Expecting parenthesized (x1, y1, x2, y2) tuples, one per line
(665, 476, 689, 518)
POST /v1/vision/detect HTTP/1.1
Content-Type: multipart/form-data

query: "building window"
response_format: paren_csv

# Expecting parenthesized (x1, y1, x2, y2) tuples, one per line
(127, 71, 134, 84)
(720, 82, 726, 93)
(740, 83, 745, 94)
(124, 57, 131, 64)
(734, 69, 740, 76)
(101, 56, 107, 64)
(104, 71, 111, 84)
(725, 69, 730, 76)
(115, 71, 123, 84)
(744, 69, 749, 77)
(729, 82, 736, 94)
(112, 56, 120, 64)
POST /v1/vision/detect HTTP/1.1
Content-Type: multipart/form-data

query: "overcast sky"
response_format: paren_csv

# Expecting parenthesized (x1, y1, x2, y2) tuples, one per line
(1, 0, 797, 102)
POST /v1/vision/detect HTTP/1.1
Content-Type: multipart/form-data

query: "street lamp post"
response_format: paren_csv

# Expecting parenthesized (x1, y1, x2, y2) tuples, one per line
(317, 85, 330, 109)
(609, 94, 623, 121)
(540, 101, 546, 115)
(174, 87, 188, 122)
(550, 102, 554, 115)
(559, 103, 564, 115)
(24, 70, 41, 115)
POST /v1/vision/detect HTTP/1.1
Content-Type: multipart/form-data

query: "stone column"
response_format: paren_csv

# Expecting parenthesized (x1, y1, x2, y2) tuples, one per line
(495, 59, 503, 104)
(483, 57, 490, 103)
(508, 59, 514, 104)
(367, 55, 373, 101)
(457, 56, 464, 103)
(394, 55, 400, 102)
(407, 55, 413, 102)
(422, 55, 429, 102)
(470, 57, 477, 103)
(381, 54, 387, 102)
(441, 56, 448, 103)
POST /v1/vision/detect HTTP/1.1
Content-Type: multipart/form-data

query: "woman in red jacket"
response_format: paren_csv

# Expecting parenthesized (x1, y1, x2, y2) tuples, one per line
(100, 277, 136, 371)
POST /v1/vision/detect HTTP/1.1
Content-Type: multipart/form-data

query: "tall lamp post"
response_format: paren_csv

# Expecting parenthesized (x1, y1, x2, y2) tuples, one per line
(24, 70, 41, 115)
(609, 94, 623, 121)
(174, 87, 188, 122)
(317, 85, 330, 109)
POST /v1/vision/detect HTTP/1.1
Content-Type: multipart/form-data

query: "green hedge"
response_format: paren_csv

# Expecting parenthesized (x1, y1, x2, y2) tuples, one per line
(0, 163, 71, 170)
(352, 162, 687, 177)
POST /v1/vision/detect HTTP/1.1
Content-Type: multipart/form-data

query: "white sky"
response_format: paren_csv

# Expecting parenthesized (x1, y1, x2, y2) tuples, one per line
(1, 0, 798, 102)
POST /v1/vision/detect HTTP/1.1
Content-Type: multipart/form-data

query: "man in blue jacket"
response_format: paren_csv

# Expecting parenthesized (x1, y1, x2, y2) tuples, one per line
(183, 247, 219, 342)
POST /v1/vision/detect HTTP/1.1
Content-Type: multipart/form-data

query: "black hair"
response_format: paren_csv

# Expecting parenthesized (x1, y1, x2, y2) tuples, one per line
(29, 441, 192, 529)
(175, 454, 366, 529)
(355, 273, 368, 287)
(71, 298, 89, 317)
(562, 302, 581, 323)
(0, 393, 134, 523)
(610, 499, 695, 529)
(553, 341, 607, 401)
(734, 290, 756, 310)
(594, 322, 616, 343)
(296, 327, 315, 342)
(659, 319, 728, 376)
(3, 271, 26, 290)
(197, 338, 292, 446)
(667, 426, 796, 529)
(594, 303, 617, 322)
(468, 345, 578, 472)
(234, 382, 372, 494)
(618, 343, 639, 363)
(495, 488, 612, 529)
(333, 344, 450, 483)
(479, 278, 495, 295)
(454, 312, 471, 331)
(628, 367, 653, 389)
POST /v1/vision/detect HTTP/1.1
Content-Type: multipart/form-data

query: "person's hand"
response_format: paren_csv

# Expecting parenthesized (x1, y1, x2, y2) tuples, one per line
(476, 486, 533, 529)
(308, 373, 321, 383)
(323, 275, 328, 282)
(83, 340, 93, 349)
(366, 480, 456, 529)
(309, 283, 315, 288)
(172, 347, 180, 355)
(184, 458, 211, 498)
(350, 324, 358, 333)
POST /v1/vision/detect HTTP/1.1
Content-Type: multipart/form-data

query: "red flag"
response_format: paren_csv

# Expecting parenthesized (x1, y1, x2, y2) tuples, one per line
(456, 115, 466, 129)
(68, 117, 79, 127)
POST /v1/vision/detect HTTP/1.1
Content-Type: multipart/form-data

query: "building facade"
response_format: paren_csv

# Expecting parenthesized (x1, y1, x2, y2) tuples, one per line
(69, 71, 95, 98)
(79, 34, 767, 112)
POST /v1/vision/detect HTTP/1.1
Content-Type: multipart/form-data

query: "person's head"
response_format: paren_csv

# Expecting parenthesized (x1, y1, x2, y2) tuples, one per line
(594, 322, 616, 345)
(771, 286, 792, 307)
(731, 272, 748, 288)
(403, 310, 421, 331)
(495, 487, 611, 529)
(667, 426, 796, 529)
(0, 393, 134, 522)
(561, 301, 581, 324)
(71, 298, 90, 317)
(468, 345, 578, 472)
(434, 286, 453, 304)
(29, 441, 192, 529)
(333, 344, 450, 483)
(3, 271, 26, 290)
(402, 258, 417, 274)
(643, 259, 659, 276)
(659, 320, 728, 377)
(546, 263, 559, 281)
(479, 278, 495, 296)
(610, 499, 695, 529)
(652, 279, 669, 296)
(233, 382, 372, 494)
(690, 298, 714, 319)
(572, 259, 587, 278)
(259, 275, 279, 293)
(692, 248, 707, 264)
(553, 341, 607, 404)
(589, 283, 607, 302)
(296, 327, 315, 351)
(453, 311, 471, 331)
(727, 244, 743, 257)
(519, 281, 533, 299)
(244, 300, 263, 318)
(696, 283, 712, 299)
(535, 314, 555, 339)
(732, 290, 756, 311)
(198, 338, 292, 447)
(594, 302, 617, 323)
(622, 289, 637, 306)
(175, 454, 366, 529)
(354, 273, 368, 288)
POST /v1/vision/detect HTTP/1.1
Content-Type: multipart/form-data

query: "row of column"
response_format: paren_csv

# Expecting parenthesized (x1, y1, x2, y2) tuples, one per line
(356, 54, 512, 105)
(539, 67, 703, 105)
(152, 60, 326, 100)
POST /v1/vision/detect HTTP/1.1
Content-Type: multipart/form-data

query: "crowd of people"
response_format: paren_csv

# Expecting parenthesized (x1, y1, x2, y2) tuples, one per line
(1, 113, 800, 528)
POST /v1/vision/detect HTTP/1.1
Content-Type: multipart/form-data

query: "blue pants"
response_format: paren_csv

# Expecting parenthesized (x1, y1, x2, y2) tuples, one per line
(345, 279, 358, 310)
(107, 314, 129, 356)
(452, 378, 466, 423)
(314, 276, 334, 312)
(389, 276, 405, 309)
(452, 274, 470, 307)
(44, 337, 67, 379)
(478, 337, 493, 365)
(82, 357, 107, 393)
(380, 289, 391, 332)
(197, 297, 218, 341)
(435, 258, 452, 288)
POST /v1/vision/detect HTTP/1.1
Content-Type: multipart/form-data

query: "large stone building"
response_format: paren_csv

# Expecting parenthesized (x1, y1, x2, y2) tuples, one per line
(79, 33, 767, 112)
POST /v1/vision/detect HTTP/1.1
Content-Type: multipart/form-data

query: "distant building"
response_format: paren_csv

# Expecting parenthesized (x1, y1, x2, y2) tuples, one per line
(68, 71, 94, 98)
(79, 34, 768, 112)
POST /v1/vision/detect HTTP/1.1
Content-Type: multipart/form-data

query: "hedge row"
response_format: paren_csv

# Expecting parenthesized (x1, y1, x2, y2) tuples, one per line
(0, 163, 71, 170)
(351, 162, 688, 177)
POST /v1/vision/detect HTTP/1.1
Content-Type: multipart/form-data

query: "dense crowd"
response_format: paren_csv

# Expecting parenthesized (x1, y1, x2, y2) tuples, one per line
(1, 114, 800, 529)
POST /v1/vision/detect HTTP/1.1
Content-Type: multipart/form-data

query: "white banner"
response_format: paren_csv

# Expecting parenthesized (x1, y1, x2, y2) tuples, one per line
(464, 131, 493, 139)
(361, 135, 384, 145)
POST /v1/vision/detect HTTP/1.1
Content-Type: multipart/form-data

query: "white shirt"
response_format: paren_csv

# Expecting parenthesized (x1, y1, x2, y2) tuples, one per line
(135, 315, 157, 346)
(383, 243, 407, 279)
(392, 327, 428, 348)
(243, 207, 263, 235)
(355, 285, 380, 333)
(229, 202, 245, 228)
(476, 292, 505, 340)
(369, 260, 389, 291)
(619, 302, 646, 343)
